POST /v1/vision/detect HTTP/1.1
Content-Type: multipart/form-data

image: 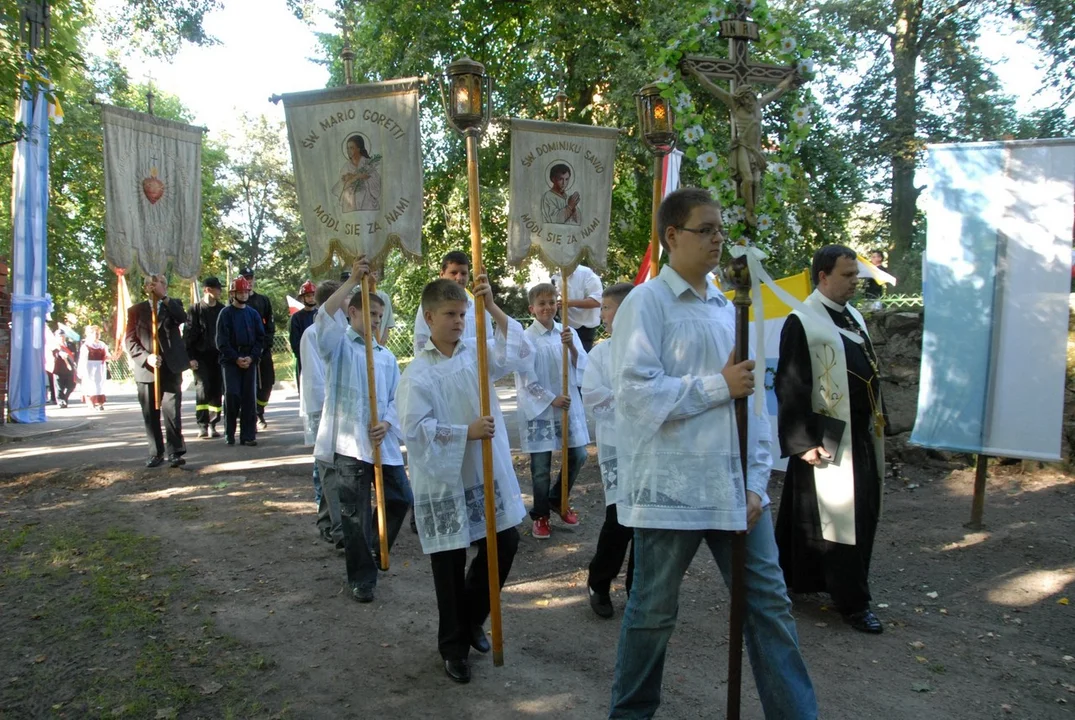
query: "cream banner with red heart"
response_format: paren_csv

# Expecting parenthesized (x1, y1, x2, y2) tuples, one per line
(101, 104, 205, 278)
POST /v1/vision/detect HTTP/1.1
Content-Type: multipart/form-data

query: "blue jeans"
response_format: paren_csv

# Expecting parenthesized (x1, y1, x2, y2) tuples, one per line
(331, 455, 413, 590)
(609, 512, 817, 719)
(312, 463, 322, 506)
(529, 445, 588, 519)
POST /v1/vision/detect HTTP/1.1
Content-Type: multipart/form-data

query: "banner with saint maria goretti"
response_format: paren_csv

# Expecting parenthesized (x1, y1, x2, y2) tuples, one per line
(100, 105, 205, 278)
(507, 119, 619, 273)
(281, 78, 424, 271)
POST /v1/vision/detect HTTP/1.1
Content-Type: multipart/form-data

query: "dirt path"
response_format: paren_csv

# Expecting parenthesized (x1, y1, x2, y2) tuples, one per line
(2, 393, 1074, 718)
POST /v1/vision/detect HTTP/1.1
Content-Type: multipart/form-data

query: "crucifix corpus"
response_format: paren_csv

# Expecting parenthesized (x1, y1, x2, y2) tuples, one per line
(681, 10, 802, 229)
(678, 8, 804, 720)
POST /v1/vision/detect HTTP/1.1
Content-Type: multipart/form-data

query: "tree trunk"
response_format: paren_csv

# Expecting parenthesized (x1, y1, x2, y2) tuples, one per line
(889, 0, 923, 277)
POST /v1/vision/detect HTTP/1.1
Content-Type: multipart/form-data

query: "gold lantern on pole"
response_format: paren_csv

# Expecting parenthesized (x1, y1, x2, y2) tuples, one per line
(635, 83, 677, 279)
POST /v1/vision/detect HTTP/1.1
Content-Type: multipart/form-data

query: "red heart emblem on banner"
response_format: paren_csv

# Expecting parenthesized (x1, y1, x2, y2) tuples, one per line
(143, 174, 164, 204)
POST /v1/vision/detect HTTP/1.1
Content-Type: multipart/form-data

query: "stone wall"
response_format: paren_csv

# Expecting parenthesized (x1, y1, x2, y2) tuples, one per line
(863, 308, 926, 462)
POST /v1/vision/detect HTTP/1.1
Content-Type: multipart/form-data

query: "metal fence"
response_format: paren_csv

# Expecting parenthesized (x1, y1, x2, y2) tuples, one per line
(104, 299, 920, 384)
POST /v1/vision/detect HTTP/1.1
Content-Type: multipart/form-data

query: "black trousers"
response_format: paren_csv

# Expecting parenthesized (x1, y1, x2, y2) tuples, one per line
(54, 370, 76, 404)
(136, 368, 184, 458)
(429, 527, 520, 661)
(575, 325, 597, 353)
(256, 352, 275, 418)
(336, 459, 413, 589)
(222, 363, 257, 443)
(193, 357, 223, 429)
(587, 503, 635, 596)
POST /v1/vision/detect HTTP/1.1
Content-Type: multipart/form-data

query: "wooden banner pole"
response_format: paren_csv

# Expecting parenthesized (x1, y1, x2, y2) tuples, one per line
(149, 289, 160, 411)
(649, 154, 662, 279)
(560, 269, 571, 516)
(465, 127, 504, 666)
(362, 274, 390, 570)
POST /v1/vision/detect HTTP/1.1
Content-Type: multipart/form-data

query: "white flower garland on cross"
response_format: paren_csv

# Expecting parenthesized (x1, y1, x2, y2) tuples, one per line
(654, 0, 818, 245)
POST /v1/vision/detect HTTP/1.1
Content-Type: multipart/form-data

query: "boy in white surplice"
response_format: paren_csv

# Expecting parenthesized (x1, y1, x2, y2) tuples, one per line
(514, 282, 590, 540)
(397, 276, 532, 685)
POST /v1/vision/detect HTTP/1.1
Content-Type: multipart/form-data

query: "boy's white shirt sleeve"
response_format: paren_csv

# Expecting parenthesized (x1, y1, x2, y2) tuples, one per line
(581, 346, 614, 421)
(487, 316, 532, 382)
(611, 292, 731, 445)
(412, 305, 430, 355)
(315, 307, 347, 363)
(583, 269, 603, 304)
(747, 394, 773, 503)
(381, 356, 402, 436)
(570, 326, 588, 375)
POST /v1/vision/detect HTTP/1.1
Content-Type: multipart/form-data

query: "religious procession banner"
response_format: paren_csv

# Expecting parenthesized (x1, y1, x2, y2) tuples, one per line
(281, 78, 423, 270)
(507, 119, 619, 273)
(101, 105, 204, 279)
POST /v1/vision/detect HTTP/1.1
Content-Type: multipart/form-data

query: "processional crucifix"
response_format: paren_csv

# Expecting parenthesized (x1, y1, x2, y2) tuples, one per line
(681, 5, 802, 230)
(678, 5, 803, 719)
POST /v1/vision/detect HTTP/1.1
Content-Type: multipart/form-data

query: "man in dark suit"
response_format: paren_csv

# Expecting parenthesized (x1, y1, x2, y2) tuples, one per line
(125, 273, 190, 468)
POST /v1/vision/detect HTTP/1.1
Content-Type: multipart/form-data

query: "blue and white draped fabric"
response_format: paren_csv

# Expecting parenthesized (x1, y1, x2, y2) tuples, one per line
(9, 78, 50, 423)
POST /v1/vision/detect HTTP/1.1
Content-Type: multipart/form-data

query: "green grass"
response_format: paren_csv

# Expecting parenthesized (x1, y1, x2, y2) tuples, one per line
(0, 522, 287, 718)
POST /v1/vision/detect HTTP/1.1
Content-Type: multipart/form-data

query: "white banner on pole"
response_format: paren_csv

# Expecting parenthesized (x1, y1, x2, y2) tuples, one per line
(507, 119, 619, 273)
(912, 138, 1075, 460)
(101, 105, 204, 278)
(282, 79, 424, 270)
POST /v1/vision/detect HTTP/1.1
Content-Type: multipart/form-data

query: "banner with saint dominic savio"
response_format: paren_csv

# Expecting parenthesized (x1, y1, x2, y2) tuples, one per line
(507, 119, 619, 272)
(100, 105, 205, 278)
(282, 78, 423, 269)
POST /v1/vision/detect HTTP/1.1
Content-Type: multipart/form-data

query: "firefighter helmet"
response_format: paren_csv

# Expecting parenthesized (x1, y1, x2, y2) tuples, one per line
(230, 276, 252, 294)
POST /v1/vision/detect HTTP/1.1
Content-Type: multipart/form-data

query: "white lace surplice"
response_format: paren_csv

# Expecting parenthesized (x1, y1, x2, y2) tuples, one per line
(411, 292, 494, 356)
(313, 308, 404, 466)
(610, 265, 772, 531)
(299, 326, 325, 446)
(77, 341, 108, 397)
(514, 321, 590, 453)
(398, 318, 533, 554)
(581, 339, 619, 506)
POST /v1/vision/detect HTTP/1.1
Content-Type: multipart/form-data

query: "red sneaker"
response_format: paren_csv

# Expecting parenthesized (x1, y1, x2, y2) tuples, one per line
(555, 507, 579, 526)
(532, 517, 551, 539)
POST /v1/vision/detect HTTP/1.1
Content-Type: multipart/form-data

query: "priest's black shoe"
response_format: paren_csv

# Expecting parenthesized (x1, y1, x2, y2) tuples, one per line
(444, 658, 470, 684)
(470, 625, 490, 653)
(168, 454, 186, 468)
(844, 609, 883, 634)
(145, 456, 164, 468)
(240, 440, 258, 447)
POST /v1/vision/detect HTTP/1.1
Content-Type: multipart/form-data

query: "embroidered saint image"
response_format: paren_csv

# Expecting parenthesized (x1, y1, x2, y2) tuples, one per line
(541, 162, 581, 225)
(333, 133, 383, 212)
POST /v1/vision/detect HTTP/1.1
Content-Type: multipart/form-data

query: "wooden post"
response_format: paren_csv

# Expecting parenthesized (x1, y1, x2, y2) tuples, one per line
(559, 269, 571, 516)
(726, 252, 752, 720)
(149, 292, 160, 410)
(465, 127, 504, 667)
(649, 155, 662, 279)
(966, 454, 989, 530)
(361, 273, 390, 570)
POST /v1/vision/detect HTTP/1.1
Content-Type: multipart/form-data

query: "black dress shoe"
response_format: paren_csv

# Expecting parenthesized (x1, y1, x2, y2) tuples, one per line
(226, 437, 235, 446)
(470, 625, 491, 653)
(844, 609, 884, 634)
(444, 658, 470, 684)
(240, 440, 258, 447)
(210, 427, 222, 438)
(350, 582, 375, 603)
(588, 586, 615, 619)
(145, 456, 164, 468)
(168, 454, 186, 468)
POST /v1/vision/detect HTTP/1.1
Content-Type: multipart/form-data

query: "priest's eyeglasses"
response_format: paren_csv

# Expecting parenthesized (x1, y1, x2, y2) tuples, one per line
(677, 225, 725, 241)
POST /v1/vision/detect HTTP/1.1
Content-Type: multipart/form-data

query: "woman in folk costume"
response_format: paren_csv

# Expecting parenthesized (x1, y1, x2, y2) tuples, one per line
(774, 244, 886, 635)
(78, 325, 110, 410)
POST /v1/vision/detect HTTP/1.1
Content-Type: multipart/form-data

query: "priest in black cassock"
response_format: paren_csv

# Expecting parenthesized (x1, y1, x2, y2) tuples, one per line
(774, 244, 886, 635)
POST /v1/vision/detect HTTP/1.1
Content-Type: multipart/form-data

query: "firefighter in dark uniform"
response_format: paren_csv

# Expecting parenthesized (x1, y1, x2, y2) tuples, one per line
(239, 267, 275, 429)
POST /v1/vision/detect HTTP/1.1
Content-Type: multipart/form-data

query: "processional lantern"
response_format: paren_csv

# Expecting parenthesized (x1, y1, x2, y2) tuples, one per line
(635, 83, 677, 155)
(636, 83, 678, 279)
(444, 57, 491, 134)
